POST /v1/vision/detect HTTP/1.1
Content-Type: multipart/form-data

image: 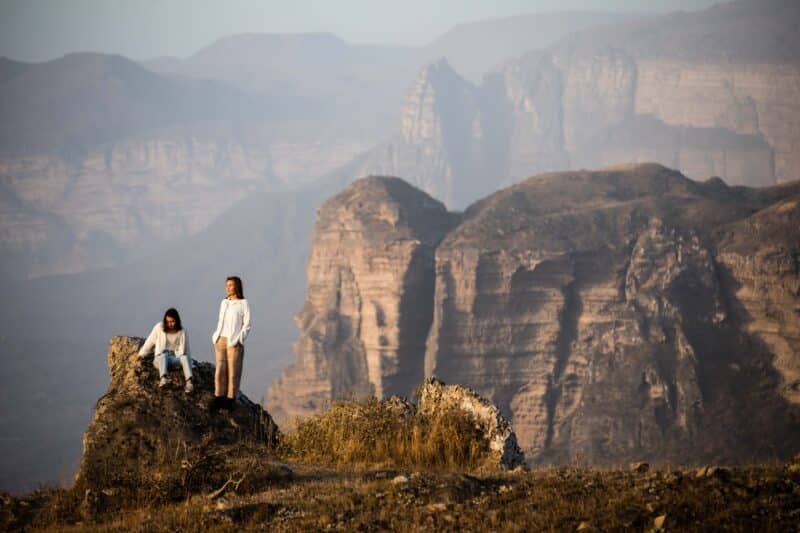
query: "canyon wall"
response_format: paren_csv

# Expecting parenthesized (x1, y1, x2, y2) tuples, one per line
(268, 163, 800, 464)
(266, 177, 456, 423)
(357, 0, 800, 209)
(359, 53, 797, 210)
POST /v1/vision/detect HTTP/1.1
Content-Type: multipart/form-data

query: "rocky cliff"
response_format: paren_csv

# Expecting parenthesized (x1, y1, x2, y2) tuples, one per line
(78, 336, 280, 508)
(713, 190, 800, 405)
(268, 163, 800, 465)
(357, 0, 800, 208)
(266, 177, 457, 423)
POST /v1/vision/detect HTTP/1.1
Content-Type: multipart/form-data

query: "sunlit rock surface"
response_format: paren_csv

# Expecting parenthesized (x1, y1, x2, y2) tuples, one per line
(266, 177, 456, 423)
(270, 163, 800, 465)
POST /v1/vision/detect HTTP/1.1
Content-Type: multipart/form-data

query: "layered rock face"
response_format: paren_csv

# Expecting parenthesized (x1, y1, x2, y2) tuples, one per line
(266, 177, 456, 423)
(714, 193, 800, 405)
(358, 1, 800, 208)
(270, 163, 800, 465)
(0, 129, 366, 278)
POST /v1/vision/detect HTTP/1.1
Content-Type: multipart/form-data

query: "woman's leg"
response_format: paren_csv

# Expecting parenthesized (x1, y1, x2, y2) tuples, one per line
(214, 337, 228, 397)
(153, 353, 167, 377)
(177, 354, 193, 381)
(226, 343, 244, 399)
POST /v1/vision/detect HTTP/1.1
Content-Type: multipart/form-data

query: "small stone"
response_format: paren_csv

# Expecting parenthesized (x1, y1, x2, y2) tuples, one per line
(576, 521, 591, 531)
(630, 462, 650, 473)
(710, 467, 732, 482)
(427, 502, 447, 512)
(653, 514, 667, 529)
(695, 466, 710, 478)
(392, 475, 409, 485)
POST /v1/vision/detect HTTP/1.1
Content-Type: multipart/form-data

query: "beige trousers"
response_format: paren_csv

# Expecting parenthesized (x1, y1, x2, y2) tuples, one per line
(214, 336, 244, 398)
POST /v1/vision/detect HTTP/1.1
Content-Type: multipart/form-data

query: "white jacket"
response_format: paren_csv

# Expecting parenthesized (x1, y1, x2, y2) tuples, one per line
(212, 298, 251, 346)
(138, 322, 189, 357)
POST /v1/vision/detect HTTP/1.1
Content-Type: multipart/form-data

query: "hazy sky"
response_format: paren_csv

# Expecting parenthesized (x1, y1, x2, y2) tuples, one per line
(1, 0, 726, 62)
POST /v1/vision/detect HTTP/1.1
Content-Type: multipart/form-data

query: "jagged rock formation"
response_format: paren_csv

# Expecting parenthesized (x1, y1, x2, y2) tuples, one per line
(269, 163, 800, 465)
(357, 0, 800, 208)
(266, 177, 457, 423)
(77, 336, 279, 502)
(357, 60, 484, 208)
(417, 378, 525, 469)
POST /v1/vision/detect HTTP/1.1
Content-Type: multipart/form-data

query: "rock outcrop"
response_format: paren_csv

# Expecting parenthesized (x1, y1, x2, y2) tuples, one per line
(417, 378, 524, 469)
(269, 163, 800, 465)
(77, 336, 280, 504)
(266, 177, 457, 423)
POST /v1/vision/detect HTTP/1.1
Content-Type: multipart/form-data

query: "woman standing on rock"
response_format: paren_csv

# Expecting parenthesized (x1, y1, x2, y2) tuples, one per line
(136, 308, 194, 393)
(210, 276, 251, 411)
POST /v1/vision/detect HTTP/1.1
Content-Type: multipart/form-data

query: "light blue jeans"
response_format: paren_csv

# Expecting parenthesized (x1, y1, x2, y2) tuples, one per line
(153, 350, 193, 380)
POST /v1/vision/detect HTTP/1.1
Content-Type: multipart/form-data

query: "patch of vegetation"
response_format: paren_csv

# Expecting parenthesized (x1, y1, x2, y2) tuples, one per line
(278, 396, 489, 470)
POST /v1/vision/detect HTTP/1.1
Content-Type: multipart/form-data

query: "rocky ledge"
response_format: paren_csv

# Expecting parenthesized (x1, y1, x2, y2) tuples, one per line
(76, 336, 281, 514)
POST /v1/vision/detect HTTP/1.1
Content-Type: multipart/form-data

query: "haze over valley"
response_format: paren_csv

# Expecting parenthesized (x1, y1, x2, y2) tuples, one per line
(1, 0, 799, 496)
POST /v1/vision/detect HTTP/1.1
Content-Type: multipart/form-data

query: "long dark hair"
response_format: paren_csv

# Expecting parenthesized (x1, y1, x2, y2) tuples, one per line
(162, 308, 183, 332)
(227, 276, 244, 299)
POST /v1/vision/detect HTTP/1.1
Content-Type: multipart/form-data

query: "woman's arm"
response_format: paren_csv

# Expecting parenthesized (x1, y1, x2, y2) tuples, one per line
(137, 323, 159, 357)
(238, 300, 251, 345)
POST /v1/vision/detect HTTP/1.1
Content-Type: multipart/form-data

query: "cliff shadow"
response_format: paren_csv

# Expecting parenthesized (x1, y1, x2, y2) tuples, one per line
(670, 259, 800, 463)
(384, 244, 439, 399)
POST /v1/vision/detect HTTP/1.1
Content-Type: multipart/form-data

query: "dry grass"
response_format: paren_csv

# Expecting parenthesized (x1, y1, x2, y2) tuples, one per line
(15, 463, 800, 532)
(278, 396, 489, 470)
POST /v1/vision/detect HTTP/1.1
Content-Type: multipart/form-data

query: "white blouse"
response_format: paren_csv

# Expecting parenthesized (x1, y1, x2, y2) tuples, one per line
(212, 298, 251, 346)
(138, 322, 189, 357)
(165, 331, 181, 352)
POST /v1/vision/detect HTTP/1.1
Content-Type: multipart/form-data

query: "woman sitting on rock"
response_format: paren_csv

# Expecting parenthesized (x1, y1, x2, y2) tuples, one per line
(135, 308, 194, 393)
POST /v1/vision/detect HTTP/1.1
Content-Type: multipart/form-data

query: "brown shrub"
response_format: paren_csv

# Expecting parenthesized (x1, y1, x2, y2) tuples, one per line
(280, 396, 489, 470)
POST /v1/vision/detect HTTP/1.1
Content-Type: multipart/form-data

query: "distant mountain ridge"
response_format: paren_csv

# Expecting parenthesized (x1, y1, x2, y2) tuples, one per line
(556, 0, 800, 65)
(353, 0, 800, 208)
(0, 10, 636, 280)
(0, 52, 262, 158)
(422, 10, 647, 82)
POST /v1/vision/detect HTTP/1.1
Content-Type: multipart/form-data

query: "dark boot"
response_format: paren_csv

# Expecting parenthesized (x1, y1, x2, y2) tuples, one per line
(209, 396, 225, 412)
(224, 397, 235, 411)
